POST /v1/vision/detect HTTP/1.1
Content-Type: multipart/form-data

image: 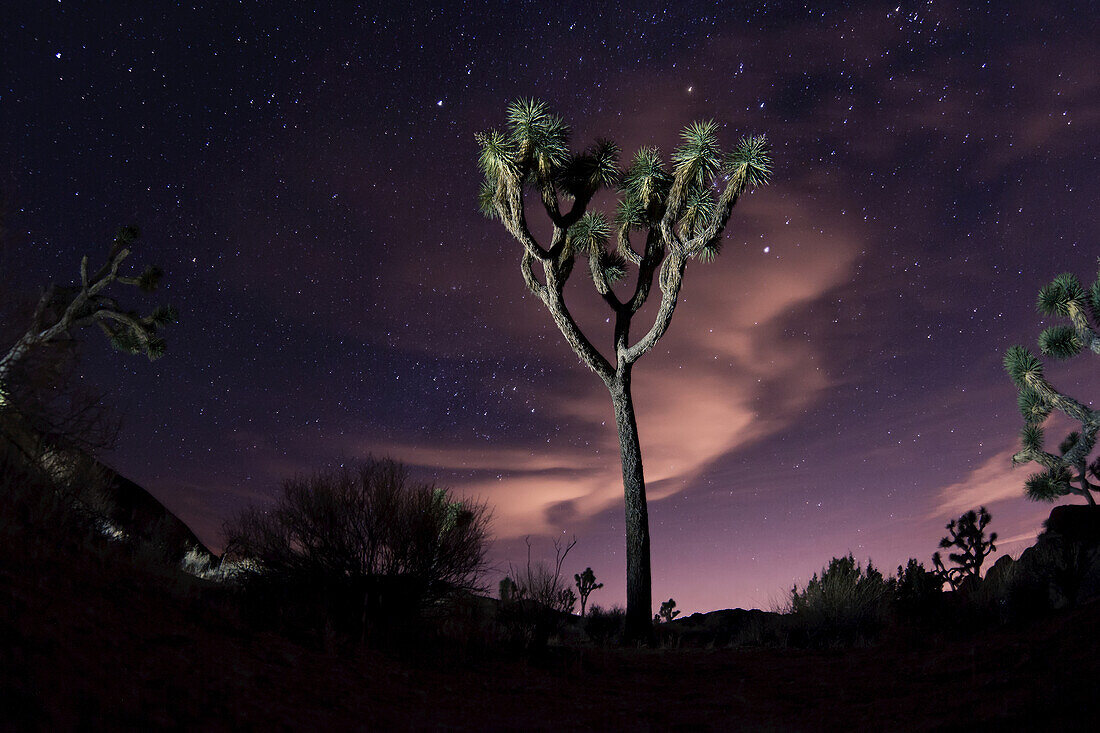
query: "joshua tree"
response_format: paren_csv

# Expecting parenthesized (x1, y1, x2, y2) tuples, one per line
(476, 99, 771, 642)
(574, 566, 604, 617)
(654, 598, 680, 624)
(932, 507, 997, 591)
(1004, 262, 1100, 505)
(0, 226, 175, 409)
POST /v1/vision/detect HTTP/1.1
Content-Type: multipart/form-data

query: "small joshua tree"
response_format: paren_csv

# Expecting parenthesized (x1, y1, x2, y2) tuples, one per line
(477, 99, 771, 642)
(932, 507, 997, 591)
(1004, 262, 1100, 505)
(574, 566, 603, 617)
(0, 226, 175, 408)
(654, 598, 680, 624)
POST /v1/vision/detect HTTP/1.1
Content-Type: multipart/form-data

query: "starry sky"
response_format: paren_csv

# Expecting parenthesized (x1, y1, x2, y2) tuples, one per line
(2, 1, 1098, 614)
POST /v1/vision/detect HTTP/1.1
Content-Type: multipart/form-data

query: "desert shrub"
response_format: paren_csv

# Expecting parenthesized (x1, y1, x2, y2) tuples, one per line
(788, 553, 889, 647)
(584, 604, 625, 645)
(497, 536, 577, 649)
(890, 559, 943, 614)
(222, 457, 491, 644)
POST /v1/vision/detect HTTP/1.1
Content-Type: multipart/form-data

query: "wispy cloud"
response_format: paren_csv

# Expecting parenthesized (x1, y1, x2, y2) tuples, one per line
(934, 447, 1024, 517)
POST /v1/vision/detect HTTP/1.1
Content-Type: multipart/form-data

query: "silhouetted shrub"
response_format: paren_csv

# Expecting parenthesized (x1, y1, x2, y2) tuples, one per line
(788, 554, 889, 647)
(889, 558, 943, 616)
(584, 604, 625, 645)
(222, 457, 491, 644)
(497, 536, 577, 649)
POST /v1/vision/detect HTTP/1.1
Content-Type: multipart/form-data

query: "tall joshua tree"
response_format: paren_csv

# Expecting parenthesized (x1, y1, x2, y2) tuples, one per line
(1004, 262, 1100, 505)
(477, 99, 771, 642)
(0, 226, 175, 410)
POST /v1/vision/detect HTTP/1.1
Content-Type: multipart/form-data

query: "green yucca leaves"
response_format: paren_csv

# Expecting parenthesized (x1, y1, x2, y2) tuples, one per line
(1024, 470, 1067, 502)
(1038, 324, 1082, 359)
(596, 249, 628, 283)
(727, 134, 773, 187)
(505, 98, 570, 175)
(1021, 424, 1044, 452)
(1004, 345, 1043, 387)
(678, 186, 716, 239)
(477, 180, 500, 219)
(1017, 388, 1051, 424)
(1058, 431, 1081, 456)
(476, 129, 516, 184)
(136, 265, 164, 293)
(621, 147, 672, 207)
(586, 138, 621, 189)
(1090, 276, 1100, 321)
(696, 239, 723, 264)
(145, 336, 167, 360)
(558, 139, 621, 197)
(672, 120, 722, 186)
(569, 212, 611, 255)
(149, 304, 178, 328)
(615, 193, 646, 231)
(505, 98, 553, 130)
(115, 225, 140, 246)
(1036, 273, 1085, 316)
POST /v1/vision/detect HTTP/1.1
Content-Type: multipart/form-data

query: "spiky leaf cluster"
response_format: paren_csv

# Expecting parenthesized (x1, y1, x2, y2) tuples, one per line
(672, 121, 722, 189)
(1024, 467, 1073, 502)
(506, 98, 571, 178)
(569, 212, 611, 255)
(1038, 324, 1082, 359)
(560, 139, 620, 197)
(1020, 424, 1044, 452)
(727, 135, 774, 188)
(1037, 273, 1086, 317)
(617, 147, 672, 229)
(1003, 345, 1043, 387)
(678, 187, 716, 238)
(1016, 388, 1051, 425)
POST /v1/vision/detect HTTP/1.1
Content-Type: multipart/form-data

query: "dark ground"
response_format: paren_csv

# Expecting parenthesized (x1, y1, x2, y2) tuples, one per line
(2, 530, 1098, 733)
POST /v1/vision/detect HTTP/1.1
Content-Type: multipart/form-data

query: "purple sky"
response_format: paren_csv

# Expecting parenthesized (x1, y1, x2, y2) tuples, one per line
(3, 1, 1098, 614)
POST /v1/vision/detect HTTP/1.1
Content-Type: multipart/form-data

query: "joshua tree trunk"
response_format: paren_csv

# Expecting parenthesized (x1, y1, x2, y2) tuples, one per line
(610, 371, 653, 643)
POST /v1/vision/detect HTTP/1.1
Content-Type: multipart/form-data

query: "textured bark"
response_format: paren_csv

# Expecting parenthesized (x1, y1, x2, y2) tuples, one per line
(610, 374, 654, 644)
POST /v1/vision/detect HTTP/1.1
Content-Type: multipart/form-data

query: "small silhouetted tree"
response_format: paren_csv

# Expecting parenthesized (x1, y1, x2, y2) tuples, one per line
(654, 598, 680, 623)
(932, 507, 997, 591)
(477, 99, 771, 642)
(498, 536, 577, 648)
(574, 566, 603, 617)
(1005, 262, 1100, 505)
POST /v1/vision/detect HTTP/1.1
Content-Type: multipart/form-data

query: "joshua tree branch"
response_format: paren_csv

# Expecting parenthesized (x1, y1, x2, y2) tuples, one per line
(541, 264, 615, 383)
(1066, 301, 1100, 355)
(623, 252, 686, 364)
(520, 250, 546, 298)
(685, 166, 750, 255)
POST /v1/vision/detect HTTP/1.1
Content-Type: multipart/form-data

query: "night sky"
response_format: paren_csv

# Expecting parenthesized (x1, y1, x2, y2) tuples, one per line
(3, 1, 1098, 614)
